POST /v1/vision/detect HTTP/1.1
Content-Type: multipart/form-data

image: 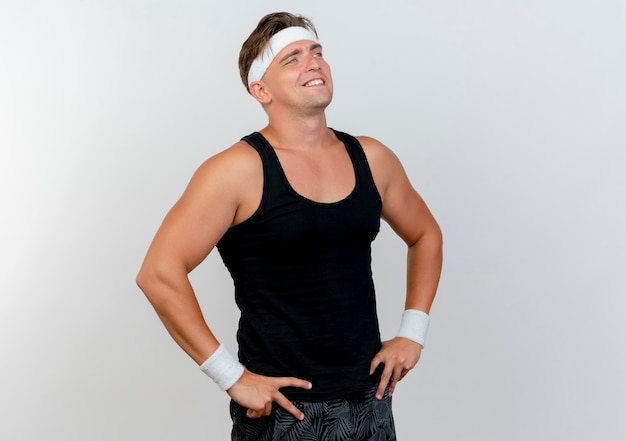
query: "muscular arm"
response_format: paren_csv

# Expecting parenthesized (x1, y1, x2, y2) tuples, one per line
(359, 136, 443, 397)
(136, 143, 310, 419)
(136, 143, 257, 363)
(378, 153, 442, 314)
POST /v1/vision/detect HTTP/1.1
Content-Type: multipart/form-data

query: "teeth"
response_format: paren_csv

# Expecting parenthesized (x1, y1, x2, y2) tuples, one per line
(305, 79, 324, 87)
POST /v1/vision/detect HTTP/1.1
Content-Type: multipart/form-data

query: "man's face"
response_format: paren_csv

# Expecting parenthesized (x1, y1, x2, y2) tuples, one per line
(259, 40, 333, 112)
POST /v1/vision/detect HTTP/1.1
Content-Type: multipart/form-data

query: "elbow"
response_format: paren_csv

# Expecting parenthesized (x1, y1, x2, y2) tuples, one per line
(136, 266, 156, 303)
(423, 228, 443, 260)
(432, 223, 444, 259)
(135, 260, 188, 311)
(136, 257, 157, 293)
(434, 223, 444, 249)
(135, 268, 150, 293)
(409, 221, 443, 250)
(135, 264, 167, 307)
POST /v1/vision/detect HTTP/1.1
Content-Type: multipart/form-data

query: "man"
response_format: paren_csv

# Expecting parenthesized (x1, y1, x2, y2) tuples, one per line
(137, 11, 442, 441)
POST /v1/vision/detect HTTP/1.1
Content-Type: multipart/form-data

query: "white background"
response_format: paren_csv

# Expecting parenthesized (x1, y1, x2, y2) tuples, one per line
(1, 0, 625, 440)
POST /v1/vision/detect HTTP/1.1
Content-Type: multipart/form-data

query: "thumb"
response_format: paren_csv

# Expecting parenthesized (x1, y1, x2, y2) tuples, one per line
(247, 409, 263, 418)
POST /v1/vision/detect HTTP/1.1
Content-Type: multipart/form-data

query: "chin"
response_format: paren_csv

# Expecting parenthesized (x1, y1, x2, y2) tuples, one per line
(310, 93, 333, 109)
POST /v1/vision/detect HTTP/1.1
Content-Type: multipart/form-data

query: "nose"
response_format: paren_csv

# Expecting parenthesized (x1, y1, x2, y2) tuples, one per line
(306, 53, 321, 70)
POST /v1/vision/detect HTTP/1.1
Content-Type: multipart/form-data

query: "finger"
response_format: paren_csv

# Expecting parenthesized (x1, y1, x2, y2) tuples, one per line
(375, 379, 388, 400)
(376, 364, 394, 400)
(369, 353, 383, 375)
(387, 369, 403, 396)
(272, 376, 313, 391)
(400, 367, 409, 381)
(273, 392, 305, 421)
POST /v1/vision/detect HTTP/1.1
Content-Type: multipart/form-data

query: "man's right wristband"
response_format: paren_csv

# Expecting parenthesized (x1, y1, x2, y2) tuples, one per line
(199, 344, 244, 391)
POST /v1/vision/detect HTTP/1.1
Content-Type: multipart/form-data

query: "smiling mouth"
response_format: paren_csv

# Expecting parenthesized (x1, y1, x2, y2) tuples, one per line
(303, 79, 324, 87)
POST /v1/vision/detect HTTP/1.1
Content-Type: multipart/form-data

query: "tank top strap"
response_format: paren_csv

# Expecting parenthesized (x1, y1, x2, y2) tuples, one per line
(330, 129, 382, 206)
(241, 131, 275, 172)
(240, 131, 286, 198)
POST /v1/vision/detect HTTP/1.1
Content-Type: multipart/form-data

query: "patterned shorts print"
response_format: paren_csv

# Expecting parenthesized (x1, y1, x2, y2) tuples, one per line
(230, 384, 396, 441)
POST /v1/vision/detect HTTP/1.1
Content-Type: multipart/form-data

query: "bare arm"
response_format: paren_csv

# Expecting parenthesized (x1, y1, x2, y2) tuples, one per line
(136, 143, 310, 419)
(359, 136, 443, 398)
(378, 154, 442, 315)
(136, 144, 250, 363)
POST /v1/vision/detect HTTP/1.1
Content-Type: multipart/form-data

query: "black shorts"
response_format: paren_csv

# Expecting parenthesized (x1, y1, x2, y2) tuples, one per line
(230, 384, 396, 441)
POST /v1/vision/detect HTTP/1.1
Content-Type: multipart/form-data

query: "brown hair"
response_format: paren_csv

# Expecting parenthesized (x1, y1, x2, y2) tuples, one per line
(239, 12, 318, 92)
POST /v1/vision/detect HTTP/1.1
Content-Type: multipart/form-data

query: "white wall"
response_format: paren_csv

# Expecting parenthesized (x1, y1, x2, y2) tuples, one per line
(1, 0, 625, 439)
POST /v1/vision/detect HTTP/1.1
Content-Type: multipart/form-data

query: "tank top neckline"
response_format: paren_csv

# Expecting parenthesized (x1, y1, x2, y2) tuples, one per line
(252, 129, 359, 207)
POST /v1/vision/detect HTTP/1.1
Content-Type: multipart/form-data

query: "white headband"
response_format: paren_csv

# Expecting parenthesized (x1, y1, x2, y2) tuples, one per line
(247, 26, 319, 86)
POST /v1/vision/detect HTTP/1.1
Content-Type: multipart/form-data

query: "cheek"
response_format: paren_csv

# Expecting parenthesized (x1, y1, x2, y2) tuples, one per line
(323, 63, 332, 79)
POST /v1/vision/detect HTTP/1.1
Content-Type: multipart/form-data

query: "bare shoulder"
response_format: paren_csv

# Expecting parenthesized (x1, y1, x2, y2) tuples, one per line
(355, 135, 406, 195)
(355, 135, 405, 172)
(182, 140, 263, 226)
(186, 141, 261, 199)
(194, 140, 261, 182)
(356, 136, 438, 244)
(355, 135, 395, 158)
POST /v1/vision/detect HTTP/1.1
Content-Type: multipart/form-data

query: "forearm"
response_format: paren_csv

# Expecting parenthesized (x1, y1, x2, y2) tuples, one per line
(405, 226, 443, 313)
(137, 266, 219, 364)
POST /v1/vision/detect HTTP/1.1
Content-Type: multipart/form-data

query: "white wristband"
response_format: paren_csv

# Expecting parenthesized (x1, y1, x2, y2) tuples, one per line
(396, 309, 430, 347)
(199, 344, 244, 391)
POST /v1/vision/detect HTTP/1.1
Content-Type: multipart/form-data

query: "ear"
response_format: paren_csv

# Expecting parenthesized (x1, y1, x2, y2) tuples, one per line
(249, 81, 272, 105)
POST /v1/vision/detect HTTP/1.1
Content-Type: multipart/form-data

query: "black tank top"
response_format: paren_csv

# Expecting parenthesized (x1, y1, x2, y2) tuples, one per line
(216, 129, 383, 401)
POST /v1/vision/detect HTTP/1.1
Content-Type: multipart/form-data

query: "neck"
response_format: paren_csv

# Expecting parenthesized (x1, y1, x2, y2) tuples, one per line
(261, 109, 332, 150)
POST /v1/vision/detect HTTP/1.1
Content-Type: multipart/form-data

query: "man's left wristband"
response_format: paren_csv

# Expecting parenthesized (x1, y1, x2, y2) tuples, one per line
(396, 309, 430, 347)
(199, 344, 244, 391)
